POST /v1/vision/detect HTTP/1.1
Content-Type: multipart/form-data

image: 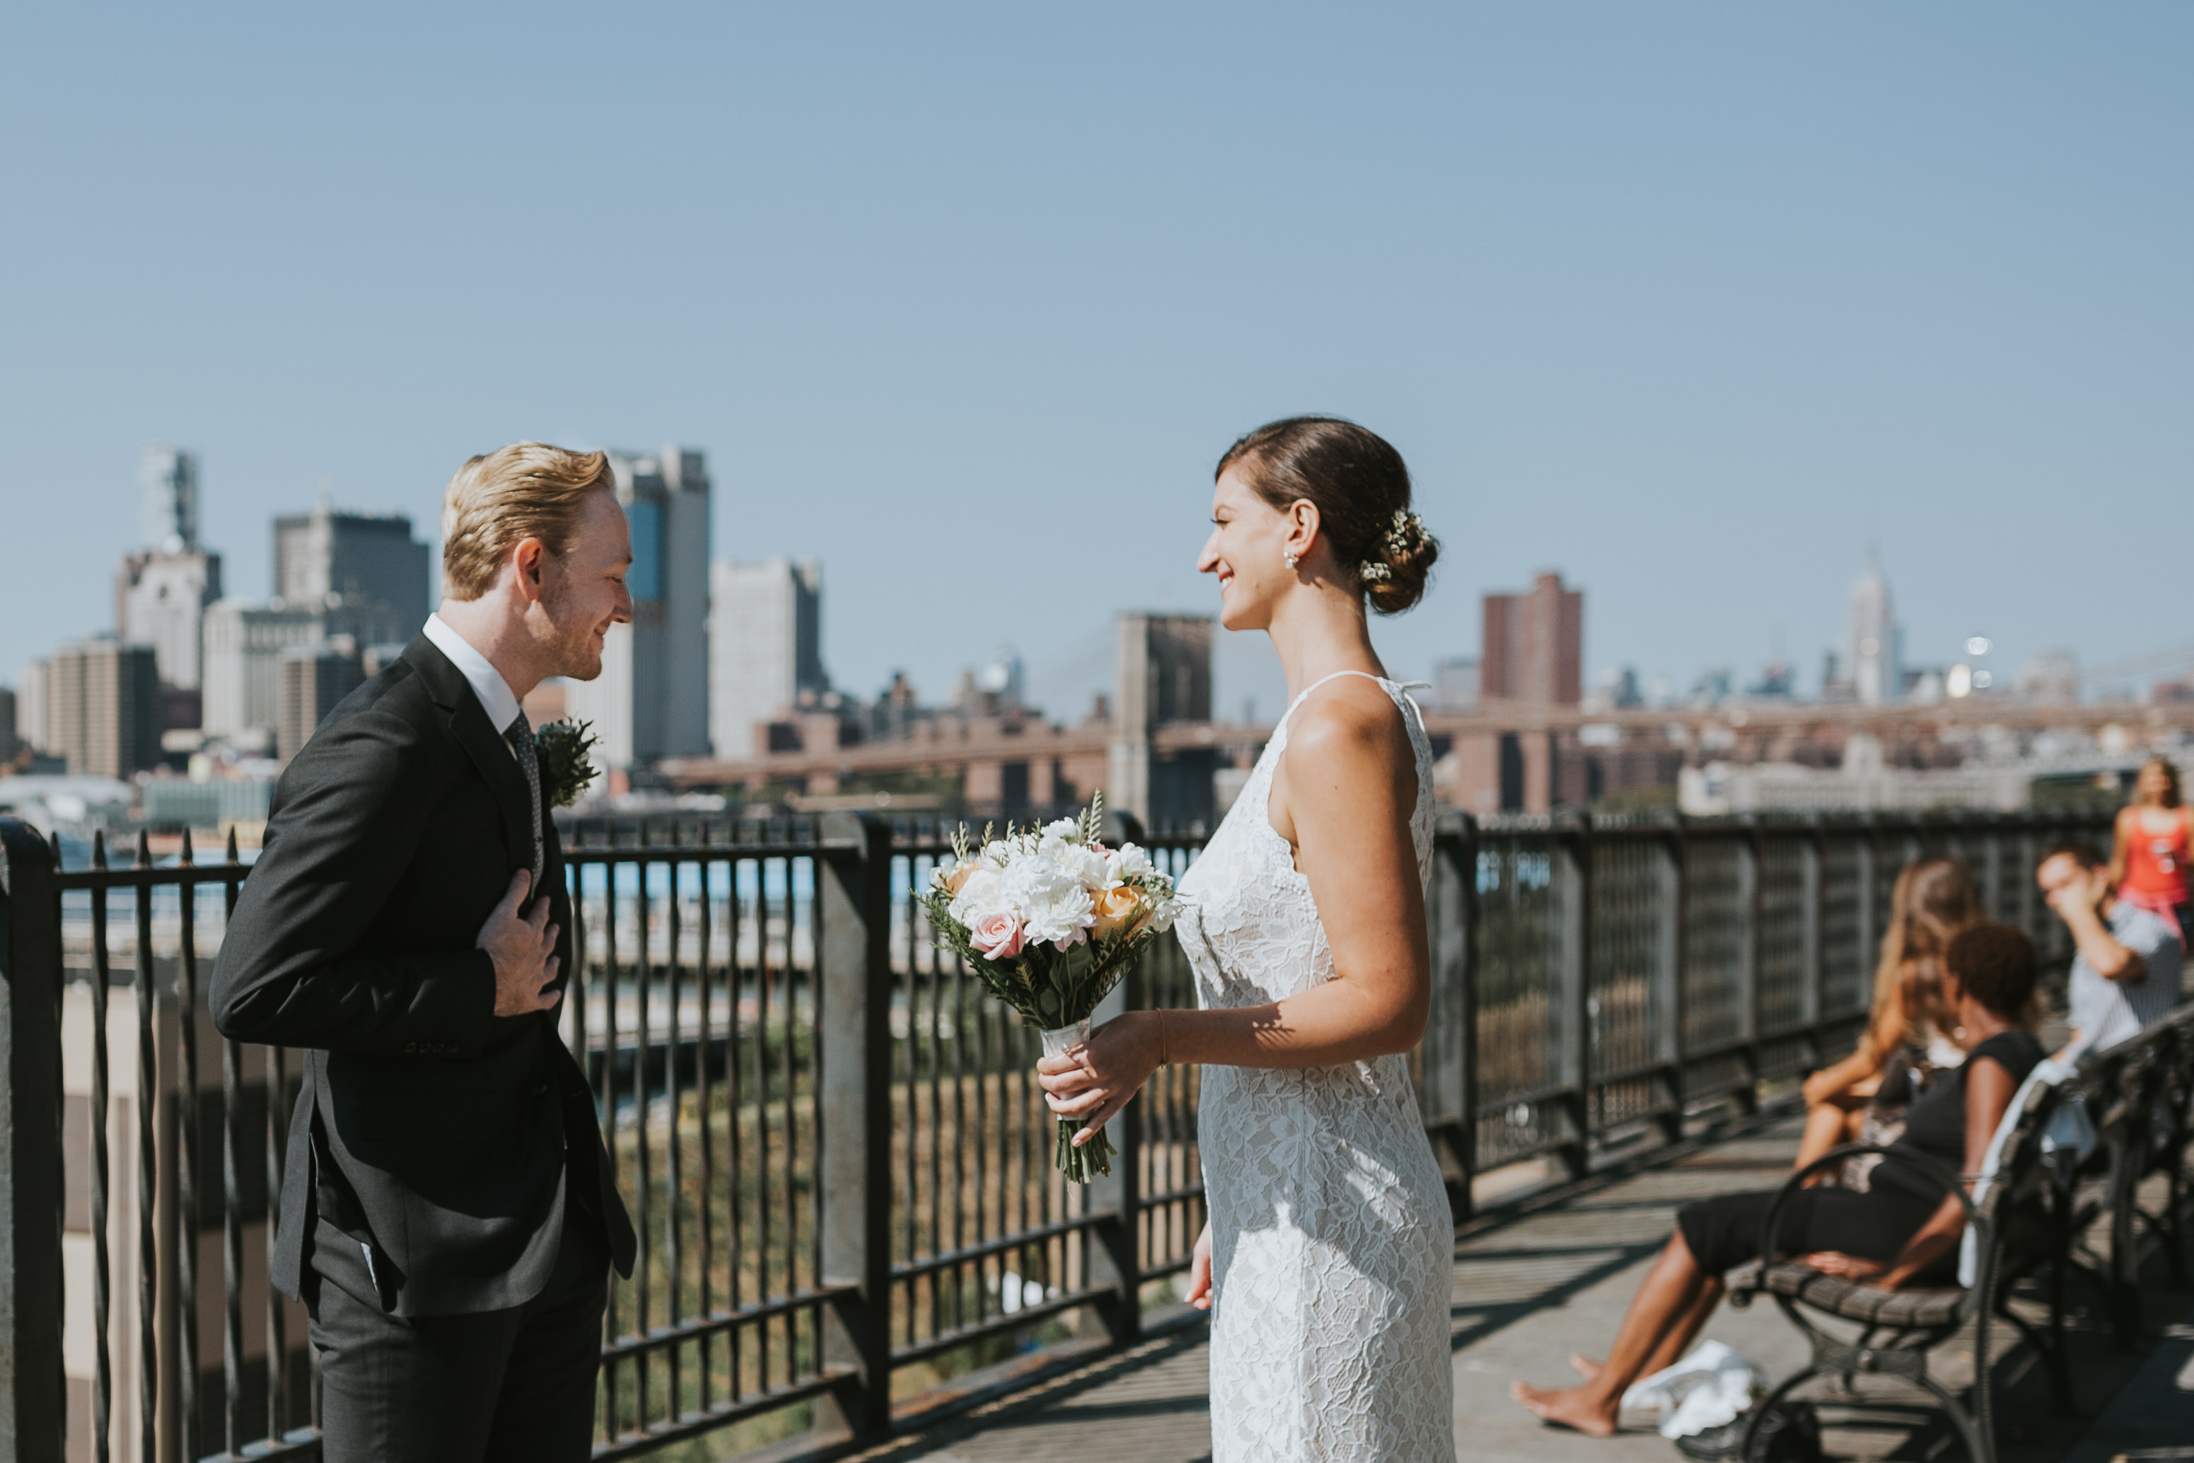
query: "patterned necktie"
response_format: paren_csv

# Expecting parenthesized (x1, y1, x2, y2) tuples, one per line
(506, 711, 545, 891)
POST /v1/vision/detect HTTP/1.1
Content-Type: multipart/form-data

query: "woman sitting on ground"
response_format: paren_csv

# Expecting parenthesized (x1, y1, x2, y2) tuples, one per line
(1793, 857, 1979, 1175)
(1511, 921, 2043, 1438)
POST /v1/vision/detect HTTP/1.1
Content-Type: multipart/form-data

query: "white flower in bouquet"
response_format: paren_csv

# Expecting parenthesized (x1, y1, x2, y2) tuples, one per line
(1056, 841, 1113, 891)
(1008, 852, 1098, 951)
(945, 866, 1005, 925)
(1110, 842, 1155, 883)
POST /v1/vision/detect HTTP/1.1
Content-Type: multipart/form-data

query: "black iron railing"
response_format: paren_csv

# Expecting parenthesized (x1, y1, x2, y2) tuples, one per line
(0, 807, 2108, 1462)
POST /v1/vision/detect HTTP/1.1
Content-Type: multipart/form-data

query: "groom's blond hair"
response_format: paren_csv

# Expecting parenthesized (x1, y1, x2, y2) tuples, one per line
(440, 442, 615, 600)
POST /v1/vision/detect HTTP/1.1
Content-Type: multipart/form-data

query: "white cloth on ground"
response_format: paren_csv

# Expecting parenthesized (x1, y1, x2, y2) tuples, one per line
(1619, 1340, 1767, 1439)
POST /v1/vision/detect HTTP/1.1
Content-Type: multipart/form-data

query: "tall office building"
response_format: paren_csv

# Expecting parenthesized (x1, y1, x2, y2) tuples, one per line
(46, 639, 162, 777)
(565, 446, 712, 769)
(18, 661, 50, 756)
(140, 445, 198, 551)
(201, 601, 325, 742)
(709, 558, 825, 758)
(116, 445, 223, 721)
(15, 662, 49, 754)
(0, 684, 16, 763)
(277, 642, 366, 760)
(1846, 555, 1899, 706)
(1482, 572, 1583, 705)
(1106, 613, 1215, 828)
(117, 549, 222, 691)
(273, 501, 432, 646)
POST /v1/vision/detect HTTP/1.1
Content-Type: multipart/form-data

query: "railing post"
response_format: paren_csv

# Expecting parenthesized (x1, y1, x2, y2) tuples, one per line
(1665, 813, 1690, 1142)
(1579, 811, 1597, 1166)
(1566, 813, 1594, 1173)
(1739, 815, 1763, 1112)
(816, 811, 892, 1441)
(1640, 817, 1676, 1145)
(0, 819, 66, 1463)
(1087, 811, 1146, 1345)
(1802, 815, 1824, 1068)
(1856, 812, 1879, 977)
(1434, 813, 1478, 1221)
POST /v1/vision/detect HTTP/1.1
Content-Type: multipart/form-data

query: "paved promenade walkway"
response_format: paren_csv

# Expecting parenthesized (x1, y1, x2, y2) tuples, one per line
(844, 1114, 2194, 1463)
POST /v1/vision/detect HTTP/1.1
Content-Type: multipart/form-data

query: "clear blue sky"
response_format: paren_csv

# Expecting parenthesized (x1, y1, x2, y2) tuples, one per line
(5, 4, 2188, 722)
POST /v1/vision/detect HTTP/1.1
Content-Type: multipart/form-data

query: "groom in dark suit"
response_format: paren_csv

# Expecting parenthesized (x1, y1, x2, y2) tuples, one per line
(213, 442, 640, 1462)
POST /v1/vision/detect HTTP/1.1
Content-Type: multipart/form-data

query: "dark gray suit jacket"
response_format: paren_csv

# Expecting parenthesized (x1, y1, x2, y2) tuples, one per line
(211, 634, 636, 1316)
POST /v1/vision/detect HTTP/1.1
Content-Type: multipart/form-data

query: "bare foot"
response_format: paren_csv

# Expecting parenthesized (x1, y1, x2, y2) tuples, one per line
(1569, 1354, 1604, 1383)
(1510, 1380, 1619, 1437)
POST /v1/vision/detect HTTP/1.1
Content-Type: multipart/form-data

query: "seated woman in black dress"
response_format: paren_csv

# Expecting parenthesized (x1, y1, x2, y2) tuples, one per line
(1511, 921, 2044, 1437)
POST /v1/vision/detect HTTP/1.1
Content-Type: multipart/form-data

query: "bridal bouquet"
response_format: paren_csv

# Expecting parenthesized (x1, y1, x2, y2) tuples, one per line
(918, 794, 1180, 1182)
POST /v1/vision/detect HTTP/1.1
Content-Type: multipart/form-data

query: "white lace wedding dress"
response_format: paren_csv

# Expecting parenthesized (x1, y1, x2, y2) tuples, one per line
(1175, 671, 1455, 1462)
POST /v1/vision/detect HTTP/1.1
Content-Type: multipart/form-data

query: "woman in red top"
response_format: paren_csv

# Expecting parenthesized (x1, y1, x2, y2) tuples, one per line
(2109, 755, 2194, 944)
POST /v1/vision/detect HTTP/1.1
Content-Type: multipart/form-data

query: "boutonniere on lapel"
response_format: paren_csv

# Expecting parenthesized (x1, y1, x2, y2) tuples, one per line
(533, 719, 602, 808)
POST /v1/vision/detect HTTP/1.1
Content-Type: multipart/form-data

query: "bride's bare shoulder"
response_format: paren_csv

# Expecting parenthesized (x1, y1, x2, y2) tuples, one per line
(1280, 679, 1411, 777)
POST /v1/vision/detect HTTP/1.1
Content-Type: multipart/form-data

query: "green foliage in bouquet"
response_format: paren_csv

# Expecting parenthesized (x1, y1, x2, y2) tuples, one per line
(534, 719, 601, 808)
(916, 792, 1180, 1182)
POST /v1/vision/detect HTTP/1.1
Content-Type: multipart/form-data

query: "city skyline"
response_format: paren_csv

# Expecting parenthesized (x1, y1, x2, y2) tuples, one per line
(5, 6, 2189, 726)
(0, 440, 2149, 734)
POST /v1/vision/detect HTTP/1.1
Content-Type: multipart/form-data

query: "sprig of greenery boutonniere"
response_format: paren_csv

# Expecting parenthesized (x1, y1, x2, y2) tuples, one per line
(534, 719, 601, 808)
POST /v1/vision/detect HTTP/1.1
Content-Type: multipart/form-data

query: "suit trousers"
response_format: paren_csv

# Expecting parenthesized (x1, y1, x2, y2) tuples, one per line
(307, 1198, 609, 1463)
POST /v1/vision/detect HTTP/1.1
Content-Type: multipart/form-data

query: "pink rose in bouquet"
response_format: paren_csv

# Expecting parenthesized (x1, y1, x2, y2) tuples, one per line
(970, 910, 1026, 960)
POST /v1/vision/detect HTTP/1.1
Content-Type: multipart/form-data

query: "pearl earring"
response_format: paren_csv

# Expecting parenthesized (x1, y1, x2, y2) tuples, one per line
(1284, 551, 1299, 570)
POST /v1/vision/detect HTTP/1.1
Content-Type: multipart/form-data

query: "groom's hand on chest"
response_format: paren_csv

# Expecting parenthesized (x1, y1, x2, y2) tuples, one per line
(477, 870, 565, 1018)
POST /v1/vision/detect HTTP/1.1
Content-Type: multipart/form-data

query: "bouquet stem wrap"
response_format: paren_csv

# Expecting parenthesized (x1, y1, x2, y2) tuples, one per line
(917, 794, 1179, 1184)
(1038, 1018, 1115, 1183)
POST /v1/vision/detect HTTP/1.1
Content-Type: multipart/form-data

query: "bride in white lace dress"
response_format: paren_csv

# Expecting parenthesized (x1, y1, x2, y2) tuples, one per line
(1038, 418, 1455, 1462)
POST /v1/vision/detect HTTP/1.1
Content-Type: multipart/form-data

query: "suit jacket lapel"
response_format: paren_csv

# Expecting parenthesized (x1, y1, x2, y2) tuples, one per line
(402, 635, 538, 882)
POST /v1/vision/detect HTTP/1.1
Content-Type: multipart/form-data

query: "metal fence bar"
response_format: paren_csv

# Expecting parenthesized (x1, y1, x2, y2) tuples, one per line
(692, 830, 715, 1418)
(0, 820, 65, 1463)
(631, 829, 653, 1421)
(1668, 817, 1691, 1135)
(1802, 819, 1823, 1041)
(220, 1003, 244, 1458)
(1565, 816, 1593, 1177)
(1741, 819, 1763, 1108)
(1086, 810, 1145, 1345)
(600, 838, 623, 1438)
(90, 833, 114, 1463)
(817, 811, 892, 1437)
(131, 832, 157, 1463)
(172, 833, 199, 1462)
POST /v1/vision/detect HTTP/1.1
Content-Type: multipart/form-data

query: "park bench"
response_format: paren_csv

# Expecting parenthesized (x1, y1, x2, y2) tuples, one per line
(1725, 1005, 2194, 1461)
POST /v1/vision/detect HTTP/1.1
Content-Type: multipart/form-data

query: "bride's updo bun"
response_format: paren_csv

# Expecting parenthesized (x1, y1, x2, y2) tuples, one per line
(1215, 416, 1438, 616)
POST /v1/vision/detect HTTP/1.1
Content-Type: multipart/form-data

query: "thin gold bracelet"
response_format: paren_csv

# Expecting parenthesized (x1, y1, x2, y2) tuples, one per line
(1157, 1008, 1169, 1067)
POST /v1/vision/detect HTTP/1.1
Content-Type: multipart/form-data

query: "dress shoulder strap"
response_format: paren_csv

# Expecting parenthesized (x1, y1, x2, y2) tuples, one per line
(1278, 670, 1431, 738)
(1279, 669, 1386, 729)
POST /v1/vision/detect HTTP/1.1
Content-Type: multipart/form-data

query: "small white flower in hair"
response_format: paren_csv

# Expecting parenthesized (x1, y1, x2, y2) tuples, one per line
(1359, 508, 1425, 584)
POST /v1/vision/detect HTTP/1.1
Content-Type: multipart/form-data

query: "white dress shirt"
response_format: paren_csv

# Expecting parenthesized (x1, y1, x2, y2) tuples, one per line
(422, 614, 523, 741)
(2066, 901, 2185, 1058)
